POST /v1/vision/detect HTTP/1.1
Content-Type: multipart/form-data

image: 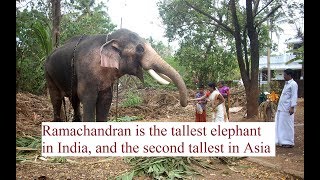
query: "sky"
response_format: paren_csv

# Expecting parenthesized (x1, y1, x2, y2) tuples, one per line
(18, 0, 302, 54)
(105, 0, 303, 55)
(105, 0, 171, 45)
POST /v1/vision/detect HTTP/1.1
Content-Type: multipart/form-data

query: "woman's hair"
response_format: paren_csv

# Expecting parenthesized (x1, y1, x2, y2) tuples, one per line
(208, 82, 216, 88)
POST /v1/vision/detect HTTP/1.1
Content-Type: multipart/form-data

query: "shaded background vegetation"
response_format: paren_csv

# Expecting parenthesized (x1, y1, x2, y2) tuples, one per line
(16, 0, 303, 117)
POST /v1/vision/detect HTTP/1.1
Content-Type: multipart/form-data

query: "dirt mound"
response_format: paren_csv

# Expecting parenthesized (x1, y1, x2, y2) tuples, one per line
(15, 87, 255, 135)
(16, 90, 305, 179)
(16, 93, 53, 136)
(229, 86, 246, 107)
(16, 89, 195, 135)
(109, 89, 193, 119)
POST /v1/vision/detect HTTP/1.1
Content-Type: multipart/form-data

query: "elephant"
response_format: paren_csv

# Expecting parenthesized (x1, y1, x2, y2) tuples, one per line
(45, 28, 188, 122)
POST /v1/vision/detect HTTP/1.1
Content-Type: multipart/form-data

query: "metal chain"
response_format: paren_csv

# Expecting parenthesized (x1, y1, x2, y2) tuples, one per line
(69, 35, 84, 121)
(116, 78, 119, 121)
(115, 43, 120, 121)
(69, 35, 120, 122)
(105, 33, 120, 121)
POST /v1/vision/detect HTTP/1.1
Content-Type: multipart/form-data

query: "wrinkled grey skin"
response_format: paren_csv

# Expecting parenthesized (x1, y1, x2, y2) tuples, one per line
(45, 28, 187, 122)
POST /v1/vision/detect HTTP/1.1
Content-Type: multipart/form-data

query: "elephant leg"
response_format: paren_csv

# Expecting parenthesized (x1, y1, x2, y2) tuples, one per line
(82, 100, 96, 122)
(69, 95, 82, 122)
(46, 75, 63, 122)
(96, 87, 113, 122)
(79, 88, 97, 122)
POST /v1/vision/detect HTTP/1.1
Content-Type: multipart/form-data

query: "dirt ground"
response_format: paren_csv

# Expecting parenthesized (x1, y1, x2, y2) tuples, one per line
(16, 88, 304, 179)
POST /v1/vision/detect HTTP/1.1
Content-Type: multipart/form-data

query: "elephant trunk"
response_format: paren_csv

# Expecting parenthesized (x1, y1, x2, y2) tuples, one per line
(141, 43, 188, 107)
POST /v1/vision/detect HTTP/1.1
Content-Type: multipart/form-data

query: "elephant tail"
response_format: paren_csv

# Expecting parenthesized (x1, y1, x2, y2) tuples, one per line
(62, 97, 67, 122)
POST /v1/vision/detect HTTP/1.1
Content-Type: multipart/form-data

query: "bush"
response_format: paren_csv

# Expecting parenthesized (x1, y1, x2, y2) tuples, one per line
(269, 81, 282, 94)
(16, 58, 46, 95)
(121, 91, 142, 107)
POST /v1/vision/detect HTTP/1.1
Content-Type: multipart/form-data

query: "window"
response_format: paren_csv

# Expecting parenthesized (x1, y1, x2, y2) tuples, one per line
(261, 70, 275, 81)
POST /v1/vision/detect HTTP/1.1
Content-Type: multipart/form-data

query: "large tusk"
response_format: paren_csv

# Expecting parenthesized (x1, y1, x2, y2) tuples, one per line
(158, 73, 173, 83)
(148, 69, 170, 85)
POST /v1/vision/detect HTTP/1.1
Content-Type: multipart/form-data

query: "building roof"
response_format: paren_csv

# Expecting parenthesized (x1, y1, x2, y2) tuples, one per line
(285, 38, 303, 44)
(259, 53, 302, 70)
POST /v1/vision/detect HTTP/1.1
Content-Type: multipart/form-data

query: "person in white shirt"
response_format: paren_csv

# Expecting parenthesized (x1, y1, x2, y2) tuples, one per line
(275, 69, 298, 148)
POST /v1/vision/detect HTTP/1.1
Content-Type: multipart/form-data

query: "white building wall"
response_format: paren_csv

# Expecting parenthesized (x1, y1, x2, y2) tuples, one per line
(259, 53, 302, 84)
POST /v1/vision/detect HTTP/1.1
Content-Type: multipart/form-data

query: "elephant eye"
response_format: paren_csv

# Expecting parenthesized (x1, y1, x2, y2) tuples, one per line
(112, 46, 121, 54)
(136, 44, 144, 55)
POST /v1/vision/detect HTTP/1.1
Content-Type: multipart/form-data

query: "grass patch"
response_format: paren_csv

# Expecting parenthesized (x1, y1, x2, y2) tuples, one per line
(121, 91, 142, 107)
(51, 157, 68, 163)
(115, 157, 215, 180)
(110, 115, 143, 122)
(17, 136, 73, 164)
(16, 136, 41, 163)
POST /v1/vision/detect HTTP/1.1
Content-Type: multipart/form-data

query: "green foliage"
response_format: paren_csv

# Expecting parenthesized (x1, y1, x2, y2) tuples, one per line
(16, 8, 51, 94)
(158, 0, 285, 118)
(260, 80, 282, 95)
(116, 157, 212, 179)
(16, 0, 116, 94)
(16, 136, 41, 162)
(157, 0, 241, 85)
(175, 38, 240, 85)
(158, 0, 216, 41)
(286, 44, 304, 64)
(16, 136, 42, 149)
(60, 0, 116, 43)
(121, 91, 143, 107)
(283, 0, 304, 25)
(16, 135, 68, 164)
(31, 21, 53, 57)
(17, 57, 47, 94)
(110, 116, 143, 122)
(269, 81, 282, 95)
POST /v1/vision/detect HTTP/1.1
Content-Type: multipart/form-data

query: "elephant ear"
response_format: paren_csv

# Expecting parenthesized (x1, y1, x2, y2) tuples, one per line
(100, 39, 121, 69)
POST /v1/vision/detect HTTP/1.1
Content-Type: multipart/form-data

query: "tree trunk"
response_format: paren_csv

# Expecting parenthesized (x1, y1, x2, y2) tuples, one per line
(229, 0, 259, 118)
(51, 0, 61, 48)
(184, 0, 269, 118)
(245, 82, 259, 118)
(245, 0, 259, 118)
(245, 35, 260, 118)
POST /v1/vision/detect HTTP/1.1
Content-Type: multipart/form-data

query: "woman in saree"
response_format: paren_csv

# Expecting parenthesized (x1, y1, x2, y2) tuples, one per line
(190, 82, 229, 122)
